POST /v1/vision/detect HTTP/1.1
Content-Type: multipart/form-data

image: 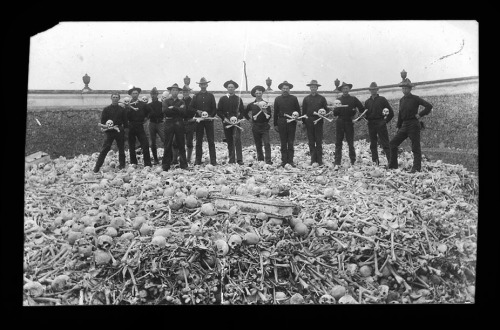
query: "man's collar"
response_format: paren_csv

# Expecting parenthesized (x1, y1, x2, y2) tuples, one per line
(200, 90, 208, 93)
(370, 94, 379, 99)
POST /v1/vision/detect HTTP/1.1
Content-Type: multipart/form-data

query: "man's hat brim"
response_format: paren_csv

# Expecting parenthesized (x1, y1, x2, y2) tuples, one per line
(128, 87, 142, 95)
(223, 80, 239, 89)
(196, 80, 211, 84)
(306, 82, 321, 87)
(338, 83, 353, 90)
(251, 85, 266, 97)
(278, 82, 294, 90)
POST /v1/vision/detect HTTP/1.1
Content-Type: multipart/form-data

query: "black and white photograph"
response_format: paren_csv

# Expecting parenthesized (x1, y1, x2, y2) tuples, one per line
(23, 20, 478, 305)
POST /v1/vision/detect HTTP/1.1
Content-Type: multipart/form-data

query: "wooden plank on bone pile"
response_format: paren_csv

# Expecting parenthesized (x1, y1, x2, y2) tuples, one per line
(25, 151, 50, 168)
(213, 195, 296, 218)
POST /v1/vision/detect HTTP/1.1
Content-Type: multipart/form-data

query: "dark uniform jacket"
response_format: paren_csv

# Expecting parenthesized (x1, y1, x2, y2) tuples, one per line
(243, 100, 272, 124)
(364, 94, 394, 123)
(101, 104, 128, 128)
(217, 94, 245, 121)
(334, 94, 364, 119)
(273, 94, 301, 127)
(188, 91, 217, 117)
(396, 93, 433, 128)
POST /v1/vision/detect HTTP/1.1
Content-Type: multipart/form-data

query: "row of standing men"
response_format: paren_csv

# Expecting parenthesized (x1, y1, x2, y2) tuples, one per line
(93, 77, 432, 173)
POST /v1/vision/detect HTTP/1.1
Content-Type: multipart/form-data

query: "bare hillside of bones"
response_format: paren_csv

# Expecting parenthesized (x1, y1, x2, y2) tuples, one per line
(23, 141, 478, 305)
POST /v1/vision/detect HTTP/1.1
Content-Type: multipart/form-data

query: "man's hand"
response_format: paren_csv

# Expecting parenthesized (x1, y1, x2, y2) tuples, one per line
(196, 110, 203, 117)
(274, 126, 279, 133)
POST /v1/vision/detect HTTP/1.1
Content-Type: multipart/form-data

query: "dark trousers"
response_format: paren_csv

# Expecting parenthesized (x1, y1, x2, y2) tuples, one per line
(277, 117, 297, 164)
(305, 118, 324, 164)
(184, 121, 197, 149)
(95, 129, 126, 170)
(252, 122, 272, 163)
(389, 119, 421, 170)
(334, 118, 356, 165)
(149, 121, 165, 162)
(367, 119, 390, 163)
(195, 120, 217, 165)
(162, 119, 187, 169)
(128, 123, 152, 166)
(223, 124, 243, 163)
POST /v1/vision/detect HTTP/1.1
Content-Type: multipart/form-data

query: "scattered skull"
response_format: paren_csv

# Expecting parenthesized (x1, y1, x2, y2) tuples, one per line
(318, 108, 326, 116)
(97, 234, 114, 250)
(228, 234, 242, 250)
(202, 111, 209, 118)
(145, 200, 158, 212)
(333, 100, 342, 108)
(214, 239, 229, 257)
(230, 116, 238, 125)
(276, 240, 292, 254)
(338, 294, 358, 304)
(319, 294, 336, 304)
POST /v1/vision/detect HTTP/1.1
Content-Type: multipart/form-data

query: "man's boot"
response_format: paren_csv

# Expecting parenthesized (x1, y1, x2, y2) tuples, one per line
(186, 147, 193, 164)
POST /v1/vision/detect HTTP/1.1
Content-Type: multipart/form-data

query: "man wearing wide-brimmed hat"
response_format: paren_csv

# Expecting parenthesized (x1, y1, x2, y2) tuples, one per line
(302, 80, 329, 166)
(161, 83, 192, 171)
(333, 82, 365, 169)
(217, 79, 246, 165)
(273, 81, 301, 167)
(181, 85, 196, 164)
(146, 87, 165, 165)
(364, 82, 394, 166)
(242, 85, 273, 165)
(188, 77, 218, 166)
(389, 78, 433, 173)
(126, 86, 152, 167)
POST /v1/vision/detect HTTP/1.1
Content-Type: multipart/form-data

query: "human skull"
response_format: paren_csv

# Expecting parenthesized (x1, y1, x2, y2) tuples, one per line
(338, 294, 358, 304)
(319, 294, 336, 304)
(276, 240, 292, 254)
(214, 239, 229, 257)
(228, 234, 242, 249)
(123, 96, 131, 105)
(145, 200, 158, 212)
(75, 238, 94, 258)
(230, 116, 238, 125)
(318, 108, 326, 116)
(383, 108, 389, 116)
(141, 95, 148, 103)
(333, 100, 342, 108)
(161, 92, 168, 101)
(292, 111, 299, 119)
(202, 111, 209, 118)
(106, 120, 114, 129)
(97, 234, 113, 251)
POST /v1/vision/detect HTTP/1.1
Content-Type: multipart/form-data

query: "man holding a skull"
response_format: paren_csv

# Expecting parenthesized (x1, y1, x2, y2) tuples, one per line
(217, 80, 246, 165)
(302, 80, 329, 166)
(333, 82, 365, 170)
(364, 82, 394, 166)
(273, 81, 302, 167)
(93, 93, 128, 172)
(162, 83, 191, 171)
(189, 77, 218, 166)
(125, 86, 152, 167)
(242, 85, 273, 165)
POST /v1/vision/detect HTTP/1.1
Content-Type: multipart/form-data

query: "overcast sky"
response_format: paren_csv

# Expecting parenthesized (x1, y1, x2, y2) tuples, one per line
(28, 21, 478, 91)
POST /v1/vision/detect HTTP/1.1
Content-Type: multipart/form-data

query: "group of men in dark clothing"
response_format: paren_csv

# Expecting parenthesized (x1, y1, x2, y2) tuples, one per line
(94, 76, 432, 174)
